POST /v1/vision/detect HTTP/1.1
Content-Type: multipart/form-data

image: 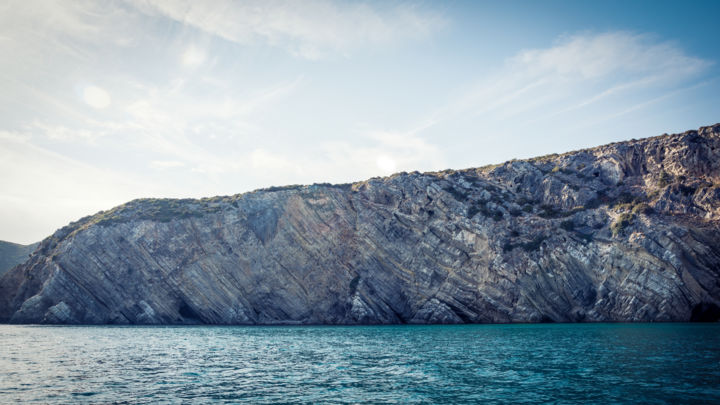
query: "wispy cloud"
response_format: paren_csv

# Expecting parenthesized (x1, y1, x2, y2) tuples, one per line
(413, 32, 711, 160)
(129, 0, 446, 59)
(512, 32, 708, 78)
(0, 0, 716, 245)
(581, 77, 717, 128)
(114, 76, 304, 171)
(0, 132, 155, 244)
(318, 129, 445, 179)
(150, 160, 185, 170)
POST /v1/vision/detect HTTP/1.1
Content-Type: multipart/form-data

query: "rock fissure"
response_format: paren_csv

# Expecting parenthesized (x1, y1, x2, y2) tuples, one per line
(1, 124, 720, 324)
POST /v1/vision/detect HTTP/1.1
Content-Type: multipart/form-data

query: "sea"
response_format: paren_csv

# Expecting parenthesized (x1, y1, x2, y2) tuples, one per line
(1, 323, 718, 403)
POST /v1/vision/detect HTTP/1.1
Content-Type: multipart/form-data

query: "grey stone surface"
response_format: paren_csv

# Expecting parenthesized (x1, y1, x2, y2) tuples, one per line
(1, 124, 719, 324)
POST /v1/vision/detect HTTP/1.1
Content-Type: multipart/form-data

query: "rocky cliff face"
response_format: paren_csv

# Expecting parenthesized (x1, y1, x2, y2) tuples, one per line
(2, 124, 720, 324)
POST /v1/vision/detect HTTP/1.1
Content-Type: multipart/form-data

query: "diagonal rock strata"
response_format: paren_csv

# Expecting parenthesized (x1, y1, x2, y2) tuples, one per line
(1, 124, 719, 324)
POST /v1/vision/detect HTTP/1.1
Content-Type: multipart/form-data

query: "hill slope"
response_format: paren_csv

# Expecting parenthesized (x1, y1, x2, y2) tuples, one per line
(0, 241, 38, 277)
(1, 124, 719, 324)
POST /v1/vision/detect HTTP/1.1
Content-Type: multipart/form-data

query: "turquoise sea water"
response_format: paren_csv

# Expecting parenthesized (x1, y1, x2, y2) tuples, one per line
(0, 323, 718, 403)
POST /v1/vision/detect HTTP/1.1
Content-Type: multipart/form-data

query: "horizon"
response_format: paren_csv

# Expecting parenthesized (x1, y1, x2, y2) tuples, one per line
(2, 0, 719, 244)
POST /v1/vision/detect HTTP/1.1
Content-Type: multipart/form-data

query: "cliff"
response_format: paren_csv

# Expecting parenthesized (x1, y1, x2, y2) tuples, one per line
(1, 124, 719, 324)
(0, 241, 38, 277)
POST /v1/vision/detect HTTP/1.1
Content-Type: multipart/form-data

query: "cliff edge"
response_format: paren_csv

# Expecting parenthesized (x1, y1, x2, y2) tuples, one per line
(1, 124, 719, 324)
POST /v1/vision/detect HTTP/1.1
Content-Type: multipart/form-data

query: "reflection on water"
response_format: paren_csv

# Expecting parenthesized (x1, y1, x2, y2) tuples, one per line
(1, 323, 718, 403)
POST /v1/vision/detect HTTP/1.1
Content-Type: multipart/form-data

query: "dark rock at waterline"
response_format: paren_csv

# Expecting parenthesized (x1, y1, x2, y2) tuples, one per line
(690, 302, 720, 322)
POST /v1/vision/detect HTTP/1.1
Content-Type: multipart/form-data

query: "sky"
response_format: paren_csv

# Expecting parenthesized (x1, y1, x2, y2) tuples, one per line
(1, 0, 719, 244)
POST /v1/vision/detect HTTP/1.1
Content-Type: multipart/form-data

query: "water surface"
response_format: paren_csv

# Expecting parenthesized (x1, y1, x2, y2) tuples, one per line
(1, 323, 718, 403)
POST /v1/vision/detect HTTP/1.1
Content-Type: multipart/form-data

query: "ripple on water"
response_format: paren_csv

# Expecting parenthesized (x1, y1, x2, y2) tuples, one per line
(0, 324, 719, 403)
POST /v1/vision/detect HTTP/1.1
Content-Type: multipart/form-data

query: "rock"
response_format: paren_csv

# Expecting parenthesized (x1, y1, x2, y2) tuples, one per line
(1, 124, 719, 324)
(0, 240, 38, 277)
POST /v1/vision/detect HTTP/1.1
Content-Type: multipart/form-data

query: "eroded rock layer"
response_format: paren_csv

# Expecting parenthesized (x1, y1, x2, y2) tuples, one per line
(1, 124, 719, 324)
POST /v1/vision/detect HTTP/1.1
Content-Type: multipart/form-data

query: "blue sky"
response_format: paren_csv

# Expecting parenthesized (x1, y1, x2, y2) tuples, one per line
(1, 0, 718, 243)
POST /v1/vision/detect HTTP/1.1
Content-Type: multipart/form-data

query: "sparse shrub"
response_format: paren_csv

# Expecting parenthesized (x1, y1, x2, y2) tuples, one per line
(613, 202, 633, 211)
(468, 200, 504, 221)
(615, 192, 635, 205)
(631, 203, 653, 215)
(585, 189, 610, 209)
(646, 189, 661, 201)
(538, 204, 558, 218)
(467, 204, 481, 218)
(467, 201, 487, 218)
(678, 184, 696, 196)
(611, 213, 633, 236)
(610, 192, 649, 212)
(444, 186, 469, 202)
(538, 205, 584, 219)
(95, 215, 123, 226)
(265, 184, 302, 192)
(658, 171, 671, 187)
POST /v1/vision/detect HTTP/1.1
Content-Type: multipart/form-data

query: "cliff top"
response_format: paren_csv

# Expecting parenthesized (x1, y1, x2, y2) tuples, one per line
(39, 123, 720, 253)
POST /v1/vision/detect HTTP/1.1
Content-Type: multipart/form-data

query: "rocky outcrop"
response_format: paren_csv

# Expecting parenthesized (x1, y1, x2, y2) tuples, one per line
(0, 241, 38, 277)
(1, 124, 719, 324)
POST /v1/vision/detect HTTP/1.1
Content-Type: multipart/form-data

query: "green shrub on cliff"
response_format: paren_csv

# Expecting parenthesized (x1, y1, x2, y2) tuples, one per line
(611, 213, 633, 236)
(631, 203, 653, 215)
(658, 171, 671, 187)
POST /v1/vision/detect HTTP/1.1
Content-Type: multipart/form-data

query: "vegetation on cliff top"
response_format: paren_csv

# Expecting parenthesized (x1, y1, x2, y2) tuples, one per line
(40, 124, 720, 253)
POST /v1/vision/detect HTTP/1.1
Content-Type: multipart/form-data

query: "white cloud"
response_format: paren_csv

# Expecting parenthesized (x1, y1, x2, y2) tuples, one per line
(318, 129, 445, 181)
(376, 155, 396, 174)
(83, 86, 111, 109)
(181, 46, 206, 67)
(150, 160, 185, 170)
(129, 0, 446, 59)
(31, 122, 103, 142)
(513, 32, 708, 79)
(112, 76, 303, 172)
(250, 148, 289, 170)
(0, 134, 154, 243)
(420, 32, 711, 139)
(0, 2, 713, 246)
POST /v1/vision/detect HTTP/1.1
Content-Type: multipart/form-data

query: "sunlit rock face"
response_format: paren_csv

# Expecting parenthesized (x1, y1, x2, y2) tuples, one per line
(1, 124, 719, 324)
